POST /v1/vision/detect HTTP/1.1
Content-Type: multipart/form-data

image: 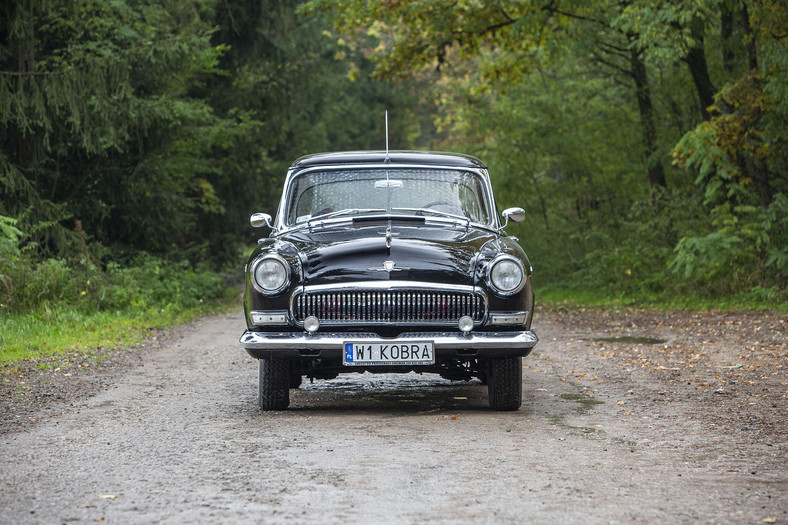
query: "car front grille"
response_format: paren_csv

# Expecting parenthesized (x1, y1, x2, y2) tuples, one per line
(292, 289, 485, 325)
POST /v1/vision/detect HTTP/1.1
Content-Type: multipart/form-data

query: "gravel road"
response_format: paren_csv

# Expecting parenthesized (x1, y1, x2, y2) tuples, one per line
(1, 309, 786, 524)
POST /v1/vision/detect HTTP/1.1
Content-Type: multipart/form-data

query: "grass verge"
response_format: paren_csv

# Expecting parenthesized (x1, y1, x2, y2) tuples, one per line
(0, 297, 239, 364)
(537, 285, 787, 312)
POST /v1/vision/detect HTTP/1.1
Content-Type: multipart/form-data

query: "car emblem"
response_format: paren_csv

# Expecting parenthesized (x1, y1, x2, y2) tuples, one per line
(368, 260, 409, 273)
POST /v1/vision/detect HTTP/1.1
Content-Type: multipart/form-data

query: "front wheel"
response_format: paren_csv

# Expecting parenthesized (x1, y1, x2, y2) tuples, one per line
(487, 356, 522, 411)
(258, 359, 290, 410)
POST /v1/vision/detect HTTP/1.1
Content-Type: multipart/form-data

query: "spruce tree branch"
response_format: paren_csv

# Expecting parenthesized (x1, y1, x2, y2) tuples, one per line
(0, 66, 81, 76)
(0, 34, 190, 76)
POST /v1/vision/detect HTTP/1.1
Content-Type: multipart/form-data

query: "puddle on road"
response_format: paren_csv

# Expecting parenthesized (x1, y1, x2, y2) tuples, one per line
(559, 393, 604, 413)
(548, 393, 606, 437)
(592, 336, 667, 345)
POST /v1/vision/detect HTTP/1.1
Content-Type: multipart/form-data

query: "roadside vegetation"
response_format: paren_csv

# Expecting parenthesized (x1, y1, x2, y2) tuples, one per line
(1, 1, 786, 364)
(308, 0, 788, 310)
(0, 245, 238, 362)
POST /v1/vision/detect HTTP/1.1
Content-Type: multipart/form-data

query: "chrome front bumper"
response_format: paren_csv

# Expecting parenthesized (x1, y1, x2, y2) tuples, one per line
(240, 330, 538, 360)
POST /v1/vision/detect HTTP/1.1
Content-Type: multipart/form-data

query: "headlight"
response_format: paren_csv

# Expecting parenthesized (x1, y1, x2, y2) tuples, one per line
(252, 255, 290, 294)
(489, 256, 525, 295)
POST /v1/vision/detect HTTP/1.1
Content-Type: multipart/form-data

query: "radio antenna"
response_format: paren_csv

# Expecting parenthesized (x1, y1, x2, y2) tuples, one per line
(384, 110, 390, 162)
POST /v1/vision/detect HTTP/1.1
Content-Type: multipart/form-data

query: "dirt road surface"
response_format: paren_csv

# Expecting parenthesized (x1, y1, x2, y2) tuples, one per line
(1, 309, 786, 523)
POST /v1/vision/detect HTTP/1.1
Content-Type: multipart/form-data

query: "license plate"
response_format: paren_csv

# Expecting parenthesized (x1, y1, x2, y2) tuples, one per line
(343, 341, 434, 366)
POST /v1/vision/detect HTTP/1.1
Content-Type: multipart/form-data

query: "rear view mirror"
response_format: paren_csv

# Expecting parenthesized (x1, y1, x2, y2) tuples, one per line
(501, 207, 525, 229)
(502, 207, 525, 223)
(375, 179, 403, 189)
(250, 213, 273, 228)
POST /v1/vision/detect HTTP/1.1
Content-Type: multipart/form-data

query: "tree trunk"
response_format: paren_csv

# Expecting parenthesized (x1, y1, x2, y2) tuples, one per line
(741, 5, 758, 71)
(720, 4, 736, 75)
(684, 25, 716, 121)
(629, 47, 666, 187)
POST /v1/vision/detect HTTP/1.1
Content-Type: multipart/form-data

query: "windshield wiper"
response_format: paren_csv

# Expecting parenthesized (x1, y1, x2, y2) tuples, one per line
(389, 207, 469, 222)
(305, 207, 469, 230)
(308, 208, 386, 223)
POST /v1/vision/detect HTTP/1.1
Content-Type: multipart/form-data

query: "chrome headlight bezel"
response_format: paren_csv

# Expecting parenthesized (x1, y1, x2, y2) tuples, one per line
(251, 254, 290, 295)
(487, 255, 526, 296)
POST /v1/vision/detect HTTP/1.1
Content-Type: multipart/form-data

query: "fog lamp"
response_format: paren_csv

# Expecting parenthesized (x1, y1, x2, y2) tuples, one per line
(458, 315, 474, 334)
(304, 315, 320, 333)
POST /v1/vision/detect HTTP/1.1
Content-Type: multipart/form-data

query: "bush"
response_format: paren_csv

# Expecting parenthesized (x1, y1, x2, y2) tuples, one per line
(0, 215, 25, 302)
(0, 251, 233, 315)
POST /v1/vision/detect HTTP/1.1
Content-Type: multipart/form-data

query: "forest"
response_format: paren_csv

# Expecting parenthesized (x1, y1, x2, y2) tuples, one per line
(1, 0, 786, 344)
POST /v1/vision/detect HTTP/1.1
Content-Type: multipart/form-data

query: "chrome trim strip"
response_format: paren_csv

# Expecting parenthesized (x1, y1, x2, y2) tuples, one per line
(292, 280, 482, 294)
(240, 330, 538, 351)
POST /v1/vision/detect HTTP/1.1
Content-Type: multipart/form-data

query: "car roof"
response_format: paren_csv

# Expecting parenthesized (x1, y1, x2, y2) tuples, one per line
(290, 150, 487, 170)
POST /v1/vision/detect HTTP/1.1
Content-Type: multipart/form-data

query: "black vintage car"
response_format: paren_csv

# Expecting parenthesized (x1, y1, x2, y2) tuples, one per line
(240, 151, 537, 410)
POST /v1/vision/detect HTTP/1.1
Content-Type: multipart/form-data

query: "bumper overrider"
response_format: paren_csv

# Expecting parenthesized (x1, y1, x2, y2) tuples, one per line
(239, 330, 538, 361)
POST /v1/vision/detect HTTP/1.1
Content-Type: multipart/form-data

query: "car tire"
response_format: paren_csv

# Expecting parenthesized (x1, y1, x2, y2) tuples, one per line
(258, 358, 290, 410)
(488, 356, 522, 411)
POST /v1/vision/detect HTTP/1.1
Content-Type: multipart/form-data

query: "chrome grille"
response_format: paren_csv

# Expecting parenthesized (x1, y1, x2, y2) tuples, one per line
(293, 290, 485, 324)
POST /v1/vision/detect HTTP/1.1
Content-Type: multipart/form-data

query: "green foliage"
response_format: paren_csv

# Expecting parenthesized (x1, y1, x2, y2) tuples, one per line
(3, 0, 786, 333)
(0, 251, 233, 314)
(669, 193, 787, 289)
(303, 0, 575, 82)
(310, 0, 788, 307)
(764, 194, 788, 275)
(0, 299, 235, 362)
(614, 0, 716, 63)
(0, 0, 256, 260)
(1, 0, 424, 323)
(671, 50, 788, 293)
(0, 214, 24, 295)
(0, 215, 24, 260)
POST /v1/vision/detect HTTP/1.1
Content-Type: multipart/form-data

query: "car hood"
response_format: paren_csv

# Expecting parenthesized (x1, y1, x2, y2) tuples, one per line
(279, 224, 497, 287)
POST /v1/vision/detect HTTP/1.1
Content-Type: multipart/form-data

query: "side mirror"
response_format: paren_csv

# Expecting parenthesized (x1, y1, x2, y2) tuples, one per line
(250, 213, 273, 229)
(501, 207, 525, 229)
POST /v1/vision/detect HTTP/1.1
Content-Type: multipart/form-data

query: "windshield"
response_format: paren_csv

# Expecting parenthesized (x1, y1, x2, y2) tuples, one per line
(284, 168, 492, 226)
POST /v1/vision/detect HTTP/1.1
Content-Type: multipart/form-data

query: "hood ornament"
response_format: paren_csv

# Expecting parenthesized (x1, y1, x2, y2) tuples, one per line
(368, 260, 410, 273)
(385, 226, 392, 248)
